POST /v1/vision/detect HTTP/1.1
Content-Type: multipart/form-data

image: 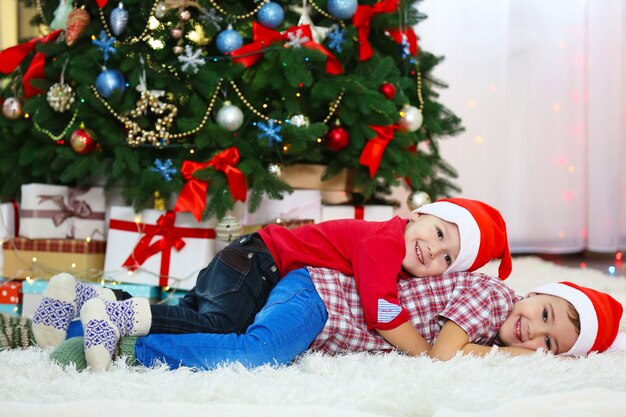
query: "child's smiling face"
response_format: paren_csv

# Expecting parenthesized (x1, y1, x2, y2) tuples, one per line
(498, 293, 579, 354)
(402, 212, 460, 277)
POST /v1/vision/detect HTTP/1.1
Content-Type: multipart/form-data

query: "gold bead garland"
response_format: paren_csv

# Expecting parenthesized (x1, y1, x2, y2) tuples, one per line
(206, 0, 266, 20)
(229, 80, 344, 124)
(34, 109, 79, 141)
(416, 69, 424, 111)
(309, 0, 346, 27)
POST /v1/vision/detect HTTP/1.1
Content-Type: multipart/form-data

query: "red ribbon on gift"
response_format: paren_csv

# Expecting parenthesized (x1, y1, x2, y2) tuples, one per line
(174, 147, 248, 221)
(113, 211, 216, 286)
(0, 29, 62, 98)
(387, 29, 419, 56)
(359, 124, 400, 178)
(354, 205, 364, 220)
(231, 22, 343, 75)
(8, 200, 19, 237)
(353, 0, 399, 61)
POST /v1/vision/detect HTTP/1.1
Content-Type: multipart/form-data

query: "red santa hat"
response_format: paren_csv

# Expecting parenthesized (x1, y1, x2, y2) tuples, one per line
(532, 281, 625, 356)
(413, 198, 512, 278)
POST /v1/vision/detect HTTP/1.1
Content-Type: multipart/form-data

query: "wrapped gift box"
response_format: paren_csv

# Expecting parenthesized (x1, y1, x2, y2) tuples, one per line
(321, 205, 395, 222)
(160, 289, 188, 306)
(2, 238, 106, 280)
(279, 164, 357, 191)
(20, 183, 106, 240)
(0, 202, 19, 276)
(21, 279, 48, 318)
(104, 207, 216, 291)
(0, 280, 22, 304)
(0, 304, 21, 317)
(239, 190, 322, 225)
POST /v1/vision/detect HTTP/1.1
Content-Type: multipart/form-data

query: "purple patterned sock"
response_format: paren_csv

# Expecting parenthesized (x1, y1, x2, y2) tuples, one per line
(81, 298, 151, 371)
(32, 273, 115, 348)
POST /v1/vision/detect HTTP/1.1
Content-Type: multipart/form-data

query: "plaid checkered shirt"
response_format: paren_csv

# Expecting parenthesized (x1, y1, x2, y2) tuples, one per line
(308, 267, 523, 354)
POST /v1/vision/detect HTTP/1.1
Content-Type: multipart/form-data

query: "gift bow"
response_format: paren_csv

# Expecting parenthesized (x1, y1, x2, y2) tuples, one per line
(231, 22, 343, 75)
(387, 29, 419, 56)
(174, 147, 247, 221)
(122, 211, 186, 272)
(0, 29, 62, 98)
(37, 189, 98, 227)
(353, 0, 399, 61)
(359, 124, 400, 178)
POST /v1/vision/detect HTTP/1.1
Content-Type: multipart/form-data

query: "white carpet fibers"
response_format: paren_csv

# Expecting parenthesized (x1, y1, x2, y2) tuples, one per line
(2, 257, 626, 417)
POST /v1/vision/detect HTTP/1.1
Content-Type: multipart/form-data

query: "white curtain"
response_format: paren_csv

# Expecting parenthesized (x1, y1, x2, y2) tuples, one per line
(414, 0, 626, 253)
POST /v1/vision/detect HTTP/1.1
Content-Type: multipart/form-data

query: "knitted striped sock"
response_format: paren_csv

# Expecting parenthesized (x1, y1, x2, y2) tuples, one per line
(0, 313, 35, 350)
(49, 336, 139, 371)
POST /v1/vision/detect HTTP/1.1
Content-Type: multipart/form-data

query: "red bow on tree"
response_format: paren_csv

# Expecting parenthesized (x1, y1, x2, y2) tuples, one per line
(174, 147, 247, 221)
(231, 22, 343, 75)
(95, 0, 109, 7)
(359, 124, 400, 178)
(387, 29, 419, 57)
(0, 29, 62, 98)
(353, 0, 399, 61)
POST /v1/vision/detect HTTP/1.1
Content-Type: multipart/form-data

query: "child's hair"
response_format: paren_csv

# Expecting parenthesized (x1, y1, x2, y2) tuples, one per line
(414, 198, 512, 278)
(566, 302, 581, 336)
(532, 281, 623, 355)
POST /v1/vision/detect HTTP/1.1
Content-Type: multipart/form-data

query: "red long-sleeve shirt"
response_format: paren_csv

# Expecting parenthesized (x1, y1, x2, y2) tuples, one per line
(258, 217, 411, 330)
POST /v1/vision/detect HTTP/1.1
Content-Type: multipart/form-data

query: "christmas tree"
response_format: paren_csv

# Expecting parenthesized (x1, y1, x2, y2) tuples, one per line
(0, 0, 463, 220)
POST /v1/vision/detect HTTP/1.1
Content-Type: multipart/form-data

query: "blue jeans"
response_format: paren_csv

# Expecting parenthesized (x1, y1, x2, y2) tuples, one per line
(134, 268, 328, 370)
(148, 233, 281, 334)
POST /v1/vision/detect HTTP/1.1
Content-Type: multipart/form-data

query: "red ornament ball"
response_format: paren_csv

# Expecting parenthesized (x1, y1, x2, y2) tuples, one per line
(70, 128, 97, 154)
(326, 126, 350, 151)
(380, 83, 397, 99)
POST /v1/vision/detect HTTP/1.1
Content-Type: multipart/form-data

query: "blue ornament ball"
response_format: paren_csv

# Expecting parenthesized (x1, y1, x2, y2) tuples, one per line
(257, 2, 284, 29)
(328, 0, 358, 20)
(96, 69, 126, 98)
(216, 29, 243, 54)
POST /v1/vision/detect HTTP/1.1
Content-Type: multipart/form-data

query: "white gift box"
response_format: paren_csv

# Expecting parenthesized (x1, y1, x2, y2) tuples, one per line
(236, 190, 322, 225)
(0, 202, 19, 277)
(104, 206, 216, 291)
(19, 183, 106, 240)
(321, 204, 395, 222)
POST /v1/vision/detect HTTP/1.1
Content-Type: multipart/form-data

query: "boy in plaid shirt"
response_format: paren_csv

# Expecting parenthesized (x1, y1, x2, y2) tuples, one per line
(44, 265, 624, 369)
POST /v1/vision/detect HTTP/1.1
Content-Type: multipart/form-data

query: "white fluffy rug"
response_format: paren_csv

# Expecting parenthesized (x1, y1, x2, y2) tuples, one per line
(2, 257, 626, 417)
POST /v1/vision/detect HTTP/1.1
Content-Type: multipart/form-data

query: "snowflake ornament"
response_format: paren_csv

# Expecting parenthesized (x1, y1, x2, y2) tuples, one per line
(327, 25, 345, 53)
(178, 45, 206, 73)
(257, 119, 283, 144)
(285, 29, 310, 48)
(200, 8, 223, 30)
(92, 30, 117, 61)
(151, 158, 177, 181)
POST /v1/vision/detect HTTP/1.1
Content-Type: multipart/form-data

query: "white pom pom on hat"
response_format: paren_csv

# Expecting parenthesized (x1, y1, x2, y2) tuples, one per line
(532, 281, 624, 356)
(413, 198, 512, 279)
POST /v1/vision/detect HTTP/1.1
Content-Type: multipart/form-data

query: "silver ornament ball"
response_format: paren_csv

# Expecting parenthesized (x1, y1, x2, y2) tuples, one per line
(216, 215, 242, 243)
(289, 114, 309, 127)
(154, 2, 167, 19)
(268, 163, 282, 176)
(407, 191, 431, 211)
(47, 83, 75, 112)
(400, 105, 423, 132)
(2, 97, 22, 120)
(216, 101, 244, 132)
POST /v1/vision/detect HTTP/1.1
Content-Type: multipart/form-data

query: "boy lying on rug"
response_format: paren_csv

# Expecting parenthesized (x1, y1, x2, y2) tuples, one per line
(2, 266, 623, 371)
(29, 198, 513, 370)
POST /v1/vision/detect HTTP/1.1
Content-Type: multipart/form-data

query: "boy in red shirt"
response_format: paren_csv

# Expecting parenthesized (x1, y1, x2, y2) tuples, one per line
(32, 198, 512, 370)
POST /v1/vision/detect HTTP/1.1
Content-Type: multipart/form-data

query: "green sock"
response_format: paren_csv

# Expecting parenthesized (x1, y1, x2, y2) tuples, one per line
(0, 313, 35, 350)
(50, 336, 139, 370)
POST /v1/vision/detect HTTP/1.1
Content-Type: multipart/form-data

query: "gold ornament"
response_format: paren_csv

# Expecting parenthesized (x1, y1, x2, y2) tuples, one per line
(120, 91, 179, 147)
(407, 191, 431, 211)
(154, 191, 166, 210)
